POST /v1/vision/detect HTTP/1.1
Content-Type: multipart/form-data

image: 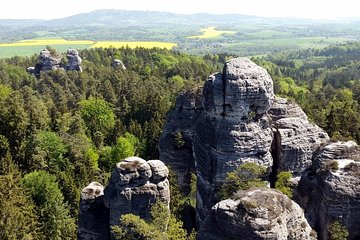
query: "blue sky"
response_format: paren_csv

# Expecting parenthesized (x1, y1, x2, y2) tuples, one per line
(0, 0, 358, 20)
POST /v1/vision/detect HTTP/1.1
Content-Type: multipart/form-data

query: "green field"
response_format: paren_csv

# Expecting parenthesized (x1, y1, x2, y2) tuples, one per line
(0, 38, 177, 58)
(187, 27, 236, 39)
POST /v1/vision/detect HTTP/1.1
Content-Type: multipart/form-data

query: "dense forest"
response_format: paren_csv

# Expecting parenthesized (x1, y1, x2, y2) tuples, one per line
(1, 42, 360, 239)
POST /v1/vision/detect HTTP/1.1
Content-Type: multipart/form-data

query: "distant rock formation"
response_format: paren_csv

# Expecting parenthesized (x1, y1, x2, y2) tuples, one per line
(111, 59, 126, 69)
(198, 188, 316, 240)
(77, 182, 110, 240)
(298, 141, 360, 240)
(103, 157, 170, 229)
(27, 48, 82, 78)
(66, 48, 82, 72)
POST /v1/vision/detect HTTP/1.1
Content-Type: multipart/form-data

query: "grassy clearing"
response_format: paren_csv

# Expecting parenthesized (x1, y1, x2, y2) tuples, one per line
(187, 27, 236, 39)
(91, 41, 177, 49)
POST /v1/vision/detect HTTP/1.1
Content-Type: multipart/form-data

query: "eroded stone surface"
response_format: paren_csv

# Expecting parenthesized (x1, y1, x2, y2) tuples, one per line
(78, 182, 109, 240)
(198, 188, 316, 240)
(104, 157, 170, 228)
(298, 141, 360, 240)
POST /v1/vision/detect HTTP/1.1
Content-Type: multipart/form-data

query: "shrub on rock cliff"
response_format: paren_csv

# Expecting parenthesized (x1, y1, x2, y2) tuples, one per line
(328, 221, 349, 240)
(275, 171, 293, 198)
(218, 162, 267, 200)
(112, 201, 187, 240)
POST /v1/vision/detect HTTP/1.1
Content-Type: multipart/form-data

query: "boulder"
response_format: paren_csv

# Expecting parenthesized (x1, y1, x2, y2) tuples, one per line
(104, 157, 170, 228)
(198, 188, 316, 240)
(77, 182, 110, 240)
(111, 59, 126, 69)
(298, 141, 360, 240)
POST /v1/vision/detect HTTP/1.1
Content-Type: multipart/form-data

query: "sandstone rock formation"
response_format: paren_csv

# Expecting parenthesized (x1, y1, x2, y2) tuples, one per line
(159, 87, 203, 193)
(158, 58, 330, 223)
(27, 48, 83, 79)
(111, 59, 126, 69)
(77, 182, 110, 240)
(39, 48, 62, 71)
(269, 97, 329, 176)
(194, 58, 275, 221)
(298, 141, 360, 240)
(103, 157, 170, 228)
(66, 48, 82, 72)
(198, 188, 316, 240)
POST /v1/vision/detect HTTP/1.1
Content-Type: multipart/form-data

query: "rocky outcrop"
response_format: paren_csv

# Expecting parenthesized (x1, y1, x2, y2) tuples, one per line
(77, 182, 110, 240)
(111, 59, 126, 69)
(27, 48, 82, 79)
(66, 48, 82, 72)
(194, 58, 275, 221)
(198, 188, 316, 240)
(269, 98, 329, 176)
(104, 157, 170, 228)
(298, 141, 360, 240)
(159, 87, 203, 193)
(158, 58, 330, 223)
(39, 48, 62, 71)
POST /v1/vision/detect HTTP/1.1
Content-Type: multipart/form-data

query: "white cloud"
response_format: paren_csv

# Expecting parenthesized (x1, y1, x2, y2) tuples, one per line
(0, 0, 358, 20)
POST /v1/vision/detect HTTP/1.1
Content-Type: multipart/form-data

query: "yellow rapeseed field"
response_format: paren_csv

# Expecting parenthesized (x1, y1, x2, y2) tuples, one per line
(91, 41, 177, 49)
(0, 38, 95, 47)
(187, 27, 236, 39)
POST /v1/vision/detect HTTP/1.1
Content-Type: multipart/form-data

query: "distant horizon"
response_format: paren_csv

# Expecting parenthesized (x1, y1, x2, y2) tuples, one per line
(1, 0, 360, 20)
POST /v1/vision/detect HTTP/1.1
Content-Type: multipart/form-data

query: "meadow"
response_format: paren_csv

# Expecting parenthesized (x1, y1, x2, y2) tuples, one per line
(187, 27, 236, 39)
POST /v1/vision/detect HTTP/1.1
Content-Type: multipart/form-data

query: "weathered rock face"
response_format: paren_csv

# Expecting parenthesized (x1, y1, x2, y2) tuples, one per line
(269, 97, 329, 176)
(77, 182, 110, 240)
(159, 87, 203, 193)
(194, 58, 275, 221)
(103, 157, 170, 228)
(158, 58, 330, 223)
(198, 188, 316, 240)
(66, 48, 82, 72)
(39, 48, 62, 71)
(111, 59, 126, 69)
(298, 141, 360, 240)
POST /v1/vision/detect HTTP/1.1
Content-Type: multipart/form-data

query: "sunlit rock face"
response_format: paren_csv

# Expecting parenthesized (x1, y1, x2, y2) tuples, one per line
(194, 58, 275, 222)
(298, 141, 360, 240)
(103, 157, 170, 228)
(198, 188, 317, 240)
(77, 182, 110, 240)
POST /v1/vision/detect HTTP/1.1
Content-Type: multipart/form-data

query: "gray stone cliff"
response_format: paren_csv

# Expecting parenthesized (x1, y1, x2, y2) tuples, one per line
(198, 188, 316, 240)
(298, 141, 360, 240)
(66, 48, 83, 72)
(103, 157, 170, 228)
(77, 182, 110, 240)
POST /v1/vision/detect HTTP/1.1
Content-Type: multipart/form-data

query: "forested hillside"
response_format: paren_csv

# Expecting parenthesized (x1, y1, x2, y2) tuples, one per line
(0, 47, 222, 239)
(1, 42, 360, 239)
(255, 42, 360, 142)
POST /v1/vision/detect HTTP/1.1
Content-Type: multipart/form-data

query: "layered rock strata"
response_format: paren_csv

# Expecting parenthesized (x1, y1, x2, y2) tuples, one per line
(198, 188, 316, 240)
(77, 182, 110, 240)
(103, 157, 170, 227)
(159, 87, 203, 193)
(159, 58, 329, 223)
(194, 58, 275, 221)
(298, 141, 360, 240)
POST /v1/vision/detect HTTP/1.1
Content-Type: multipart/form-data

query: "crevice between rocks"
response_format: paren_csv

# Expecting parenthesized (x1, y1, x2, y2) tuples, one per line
(270, 128, 281, 187)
